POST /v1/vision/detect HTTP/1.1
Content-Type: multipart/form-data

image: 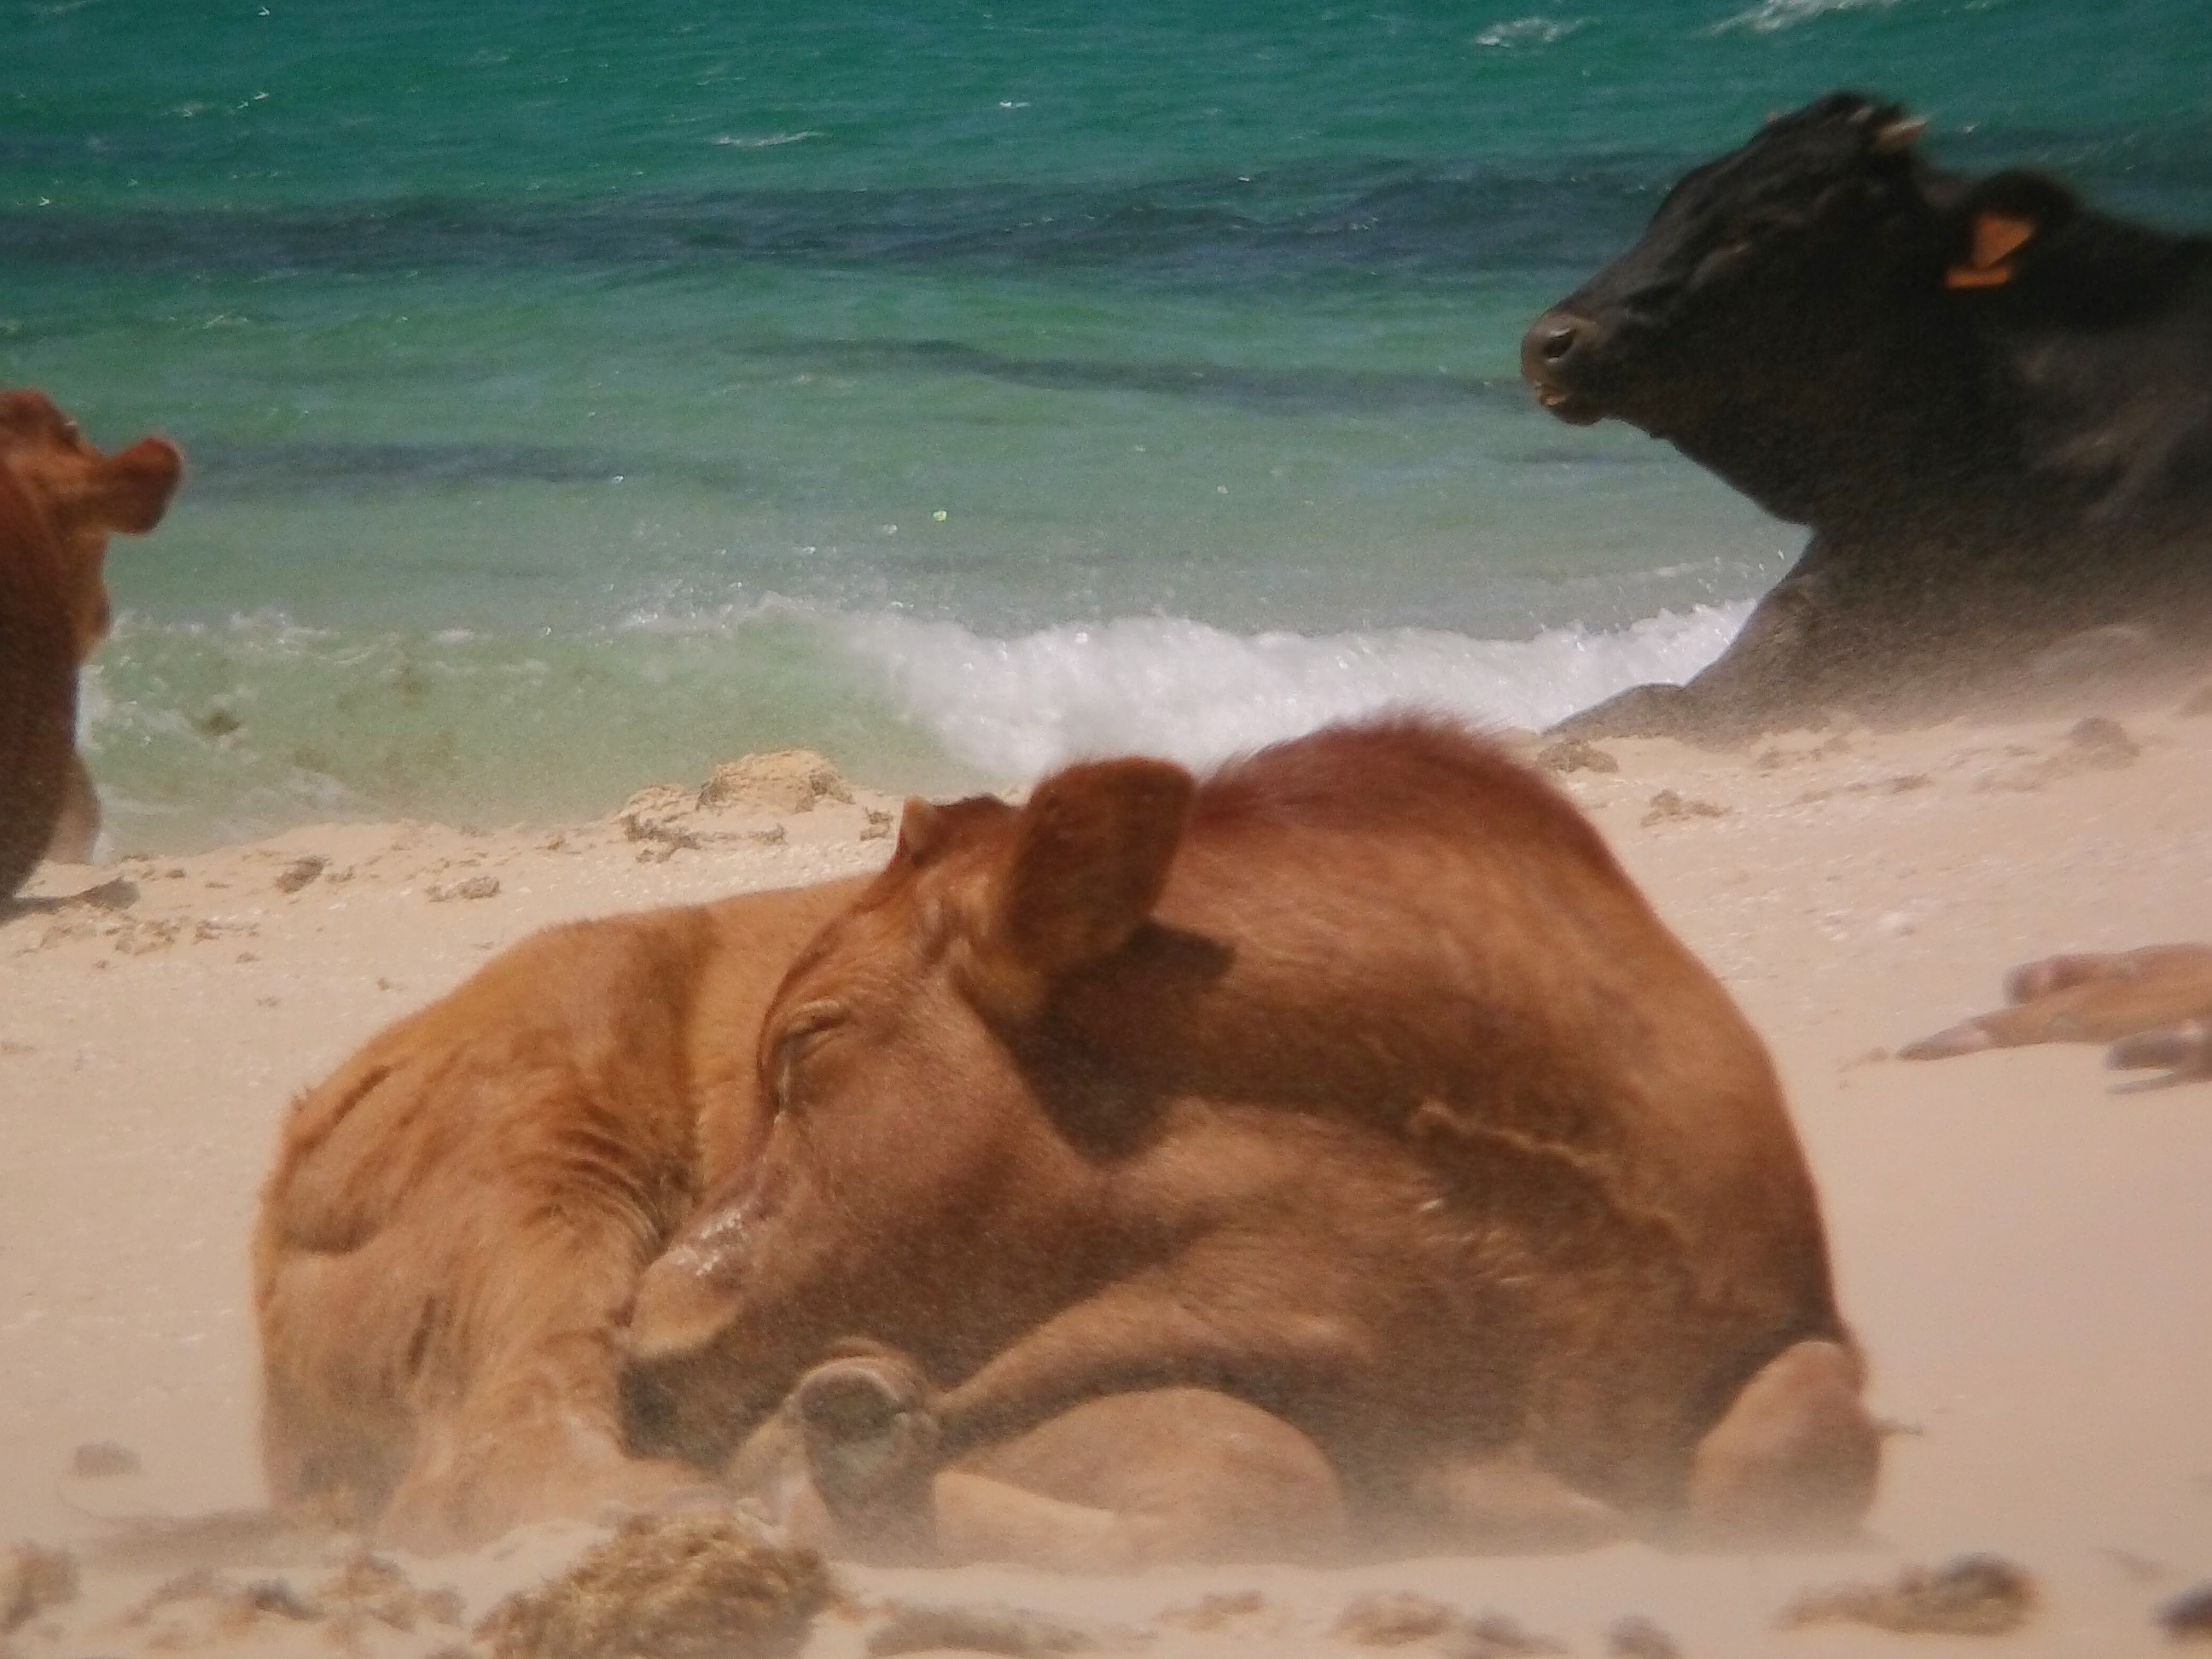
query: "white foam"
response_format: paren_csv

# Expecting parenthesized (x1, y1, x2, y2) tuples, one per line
(835, 604, 1749, 782)
(1708, 0, 1905, 33)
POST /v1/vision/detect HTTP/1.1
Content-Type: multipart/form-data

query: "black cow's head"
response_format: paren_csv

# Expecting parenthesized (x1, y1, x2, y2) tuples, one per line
(1521, 92, 2075, 523)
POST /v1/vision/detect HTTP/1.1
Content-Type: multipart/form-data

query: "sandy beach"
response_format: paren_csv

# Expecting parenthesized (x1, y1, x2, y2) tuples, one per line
(4, 701, 2210, 1658)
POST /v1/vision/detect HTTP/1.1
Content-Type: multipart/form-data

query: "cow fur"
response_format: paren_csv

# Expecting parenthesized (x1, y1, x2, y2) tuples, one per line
(253, 876, 864, 1551)
(623, 715, 1880, 1566)
(0, 389, 180, 897)
(1523, 93, 2212, 741)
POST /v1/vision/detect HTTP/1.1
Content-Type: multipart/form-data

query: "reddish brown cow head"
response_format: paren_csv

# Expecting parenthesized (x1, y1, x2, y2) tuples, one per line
(623, 757, 1196, 1420)
(0, 388, 183, 661)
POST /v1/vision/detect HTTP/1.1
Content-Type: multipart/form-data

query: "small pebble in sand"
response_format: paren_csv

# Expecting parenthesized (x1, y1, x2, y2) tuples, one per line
(474, 1514, 830, 1659)
(428, 874, 502, 902)
(2160, 1580, 2212, 1641)
(1641, 789, 1730, 828)
(1606, 1614, 1680, 1658)
(1160, 1589, 1269, 1632)
(274, 855, 329, 894)
(1780, 1552, 2037, 1637)
(867, 1600, 1100, 1656)
(1439, 1612, 1565, 1658)
(1, 1543, 78, 1633)
(2067, 715, 2140, 768)
(69, 1439, 140, 1477)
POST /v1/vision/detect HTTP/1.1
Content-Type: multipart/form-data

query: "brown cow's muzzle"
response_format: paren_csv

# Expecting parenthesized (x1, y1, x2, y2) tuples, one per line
(1521, 310, 1608, 426)
(622, 1220, 750, 1364)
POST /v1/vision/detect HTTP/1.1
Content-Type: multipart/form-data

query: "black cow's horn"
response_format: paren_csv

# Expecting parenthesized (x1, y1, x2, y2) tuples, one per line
(1870, 115, 1927, 154)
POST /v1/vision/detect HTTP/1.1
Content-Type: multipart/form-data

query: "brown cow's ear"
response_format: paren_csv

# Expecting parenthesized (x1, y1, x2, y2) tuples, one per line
(894, 797, 948, 867)
(91, 437, 183, 533)
(967, 755, 1195, 1020)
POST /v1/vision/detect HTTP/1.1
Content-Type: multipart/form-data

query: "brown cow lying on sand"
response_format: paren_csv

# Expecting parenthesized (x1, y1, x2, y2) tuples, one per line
(1901, 945, 2212, 1080)
(0, 388, 181, 899)
(254, 876, 866, 1552)
(622, 715, 1881, 1567)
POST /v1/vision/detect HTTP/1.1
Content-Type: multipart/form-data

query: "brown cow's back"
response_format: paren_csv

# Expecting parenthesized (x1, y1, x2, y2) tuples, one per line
(1061, 723, 1839, 1508)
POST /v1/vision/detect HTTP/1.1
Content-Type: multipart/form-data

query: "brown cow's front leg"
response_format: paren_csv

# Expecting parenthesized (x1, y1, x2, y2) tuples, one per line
(1416, 1446, 1630, 1552)
(380, 1330, 720, 1553)
(928, 1275, 1365, 1462)
(765, 1352, 1348, 1570)
(44, 748, 99, 864)
(1901, 946, 2212, 1074)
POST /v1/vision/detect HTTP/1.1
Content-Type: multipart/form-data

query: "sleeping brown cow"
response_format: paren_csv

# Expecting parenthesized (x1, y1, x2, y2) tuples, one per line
(1902, 944, 2212, 1080)
(254, 876, 865, 1552)
(0, 389, 181, 899)
(623, 716, 1881, 1567)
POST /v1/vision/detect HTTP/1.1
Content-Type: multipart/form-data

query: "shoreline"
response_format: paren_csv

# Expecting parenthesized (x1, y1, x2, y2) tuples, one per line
(4, 705, 2211, 1656)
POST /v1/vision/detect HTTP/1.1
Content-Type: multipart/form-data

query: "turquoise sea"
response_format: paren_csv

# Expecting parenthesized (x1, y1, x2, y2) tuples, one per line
(7, 0, 2209, 849)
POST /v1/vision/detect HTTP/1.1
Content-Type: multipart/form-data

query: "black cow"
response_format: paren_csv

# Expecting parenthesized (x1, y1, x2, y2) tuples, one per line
(1524, 92, 2212, 742)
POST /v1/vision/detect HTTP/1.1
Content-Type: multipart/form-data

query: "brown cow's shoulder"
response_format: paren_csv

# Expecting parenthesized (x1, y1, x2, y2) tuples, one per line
(0, 389, 181, 895)
(0, 459, 79, 899)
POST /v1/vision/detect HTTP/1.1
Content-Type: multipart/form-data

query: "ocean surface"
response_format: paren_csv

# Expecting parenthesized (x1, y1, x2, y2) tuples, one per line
(7, 0, 2209, 849)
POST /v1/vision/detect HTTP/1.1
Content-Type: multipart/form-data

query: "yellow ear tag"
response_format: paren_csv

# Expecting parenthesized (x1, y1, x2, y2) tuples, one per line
(1945, 210, 2037, 289)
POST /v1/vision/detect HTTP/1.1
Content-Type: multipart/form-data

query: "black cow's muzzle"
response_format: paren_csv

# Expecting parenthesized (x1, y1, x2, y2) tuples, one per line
(1520, 309, 1608, 426)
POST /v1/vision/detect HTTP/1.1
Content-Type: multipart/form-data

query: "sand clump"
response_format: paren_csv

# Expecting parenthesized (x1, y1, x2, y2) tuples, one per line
(103, 1551, 464, 1652)
(473, 1514, 831, 1659)
(1536, 738, 1620, 775)
(1603, 1615, 1679, 1658)
(617, 750, 870, 861)
(1, 1545, 77, 1636)
(864, 1600, 1110, 1657)
(2162, 1580, 2212, 1642)
(1158, 1589, 1271, 1633)
(1639, 789, 1729, 827)
(1780, 1552, 2038, 1637)
(1330, 1592, 1560, 1656)
(69, 1441, 141, 1478)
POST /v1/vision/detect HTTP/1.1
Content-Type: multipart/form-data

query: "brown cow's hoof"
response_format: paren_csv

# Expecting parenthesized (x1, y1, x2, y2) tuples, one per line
(790, 1352, 940, 1563)
(2108, 1020, 2212, 1079)
(1896, 1018, 1997, 1061)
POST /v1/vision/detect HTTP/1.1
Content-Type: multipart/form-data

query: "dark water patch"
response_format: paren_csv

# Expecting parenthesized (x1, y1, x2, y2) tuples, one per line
(184, 441, 753, 500)
(748, 337, 1531, 415)
(0, 160, 1672, 288)
(9, 127, 2208, 286)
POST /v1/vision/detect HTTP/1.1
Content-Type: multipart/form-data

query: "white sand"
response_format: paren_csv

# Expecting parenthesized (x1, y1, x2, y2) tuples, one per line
(3, 708, 2209, 1656)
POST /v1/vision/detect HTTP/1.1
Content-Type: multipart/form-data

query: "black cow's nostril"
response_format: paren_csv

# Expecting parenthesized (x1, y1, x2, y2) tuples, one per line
(1539, 323, 1580, 363)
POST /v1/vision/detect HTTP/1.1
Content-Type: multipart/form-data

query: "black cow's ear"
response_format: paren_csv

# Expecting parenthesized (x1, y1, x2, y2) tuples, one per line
(965, 755, 1195, 1021)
